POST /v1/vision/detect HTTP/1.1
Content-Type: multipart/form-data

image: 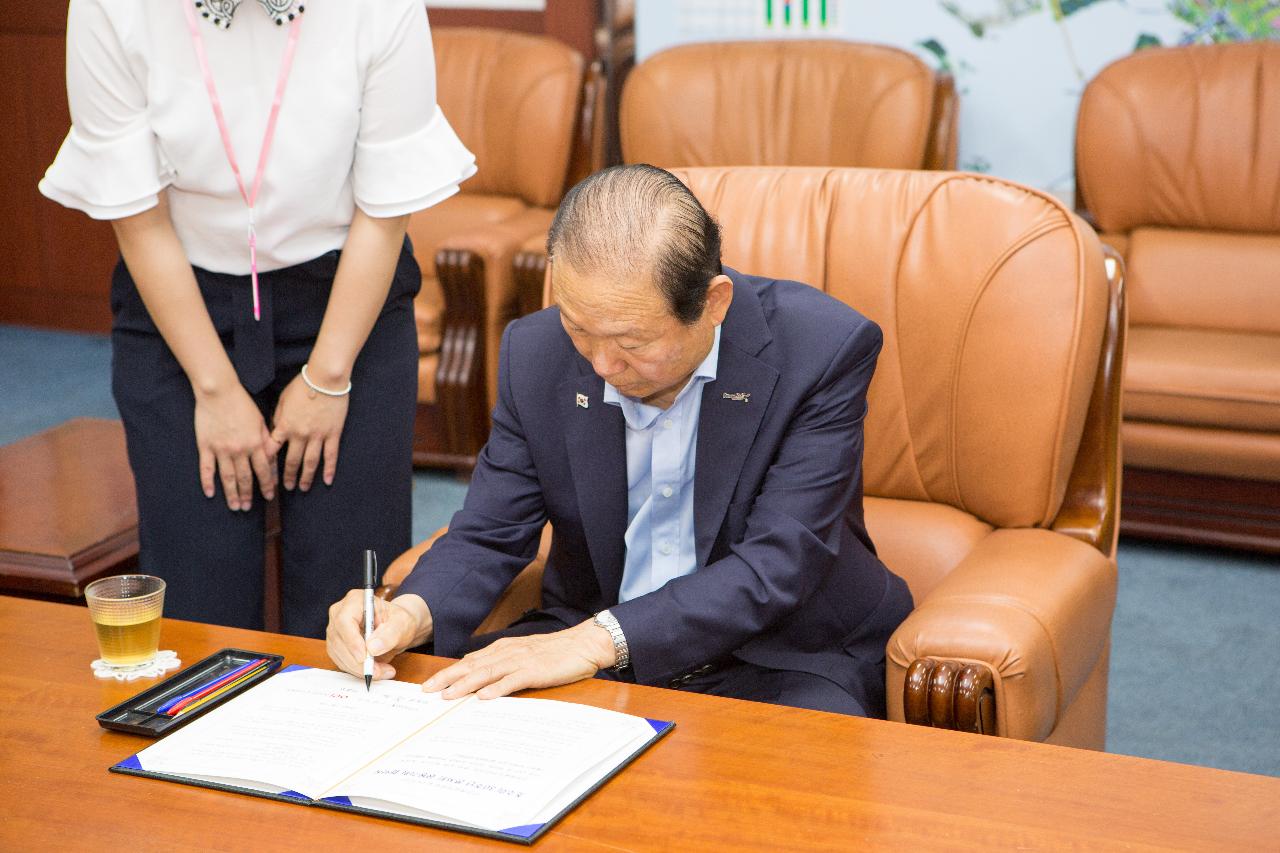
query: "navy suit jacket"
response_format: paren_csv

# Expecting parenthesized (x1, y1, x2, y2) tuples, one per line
(399, 268, 913, 703)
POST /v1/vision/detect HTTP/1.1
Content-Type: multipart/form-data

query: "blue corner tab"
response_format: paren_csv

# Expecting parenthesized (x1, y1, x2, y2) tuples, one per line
(646, 718, 672, 734)
(500, 823, 544, 839)
(115, 754, 143, 771)
(279, 790, 309, 800)
(321, 795, 353, 806)
(279, 664, 311, 674)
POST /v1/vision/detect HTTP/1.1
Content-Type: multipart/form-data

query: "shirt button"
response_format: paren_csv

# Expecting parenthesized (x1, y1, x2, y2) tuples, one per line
(663, 418, 674, 429)
(661, 486, 674, 498)
(660, 542, 673, 555)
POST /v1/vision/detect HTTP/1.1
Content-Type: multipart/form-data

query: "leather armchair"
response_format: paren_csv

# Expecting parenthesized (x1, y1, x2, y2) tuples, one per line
(1076, 42, 1280, 552)
(384, 166, 1124, 749)
(622, 40, 957, 171)
(512, 38, 959, 343)
(409, 28, 584, 469)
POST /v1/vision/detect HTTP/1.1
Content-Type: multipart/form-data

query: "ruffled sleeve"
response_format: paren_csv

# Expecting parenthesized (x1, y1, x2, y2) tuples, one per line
(352, 0, 476, 218)
(39, 0, 169, 220)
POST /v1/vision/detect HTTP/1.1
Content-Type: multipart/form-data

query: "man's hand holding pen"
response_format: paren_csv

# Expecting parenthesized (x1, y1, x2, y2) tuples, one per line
(325, 591, 615, 700)
(326, 591, 433, 683)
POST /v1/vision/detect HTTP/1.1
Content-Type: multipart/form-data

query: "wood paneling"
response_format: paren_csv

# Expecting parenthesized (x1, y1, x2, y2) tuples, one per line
(3, 596, 1279, 850)
(0, 25, 120, 334)
(429, 1, 599, 60)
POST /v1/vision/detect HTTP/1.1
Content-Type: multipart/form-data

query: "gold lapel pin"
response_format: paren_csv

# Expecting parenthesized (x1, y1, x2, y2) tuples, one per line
(722, 392, 751, 403)
(576, 392, 589, 409)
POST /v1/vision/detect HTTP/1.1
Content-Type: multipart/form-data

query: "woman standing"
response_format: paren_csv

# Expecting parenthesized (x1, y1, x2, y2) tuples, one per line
(40, 0, 475, 637)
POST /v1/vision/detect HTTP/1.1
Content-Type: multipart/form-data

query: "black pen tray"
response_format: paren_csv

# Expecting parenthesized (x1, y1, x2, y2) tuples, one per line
(96, 648, 284, 738)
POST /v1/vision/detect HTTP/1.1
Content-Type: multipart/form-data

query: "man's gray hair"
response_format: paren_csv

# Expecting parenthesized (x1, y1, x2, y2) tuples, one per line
(546, 164, 722, 324)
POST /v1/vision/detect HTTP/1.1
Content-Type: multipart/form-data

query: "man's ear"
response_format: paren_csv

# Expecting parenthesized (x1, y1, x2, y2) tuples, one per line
(705, 274, 734, 326)
(543, 259, 555, 308)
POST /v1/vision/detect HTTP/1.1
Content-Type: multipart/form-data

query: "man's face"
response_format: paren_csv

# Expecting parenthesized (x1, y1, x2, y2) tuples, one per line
(552, 262, 732, 410)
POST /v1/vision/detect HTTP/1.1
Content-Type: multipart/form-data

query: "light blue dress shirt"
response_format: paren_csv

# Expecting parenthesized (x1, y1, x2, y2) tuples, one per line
(603, 326, 721, 603)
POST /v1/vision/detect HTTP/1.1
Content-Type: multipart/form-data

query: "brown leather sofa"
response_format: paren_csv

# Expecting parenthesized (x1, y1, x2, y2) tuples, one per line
(409, 28, 584, 468)
(1076, 41, 1280, 552)
(384, 166, 1125, 748)
(621, 40, 957, 170)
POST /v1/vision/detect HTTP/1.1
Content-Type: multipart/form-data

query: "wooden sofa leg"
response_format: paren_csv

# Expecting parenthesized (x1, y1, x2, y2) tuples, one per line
(904, 658, 996, 735)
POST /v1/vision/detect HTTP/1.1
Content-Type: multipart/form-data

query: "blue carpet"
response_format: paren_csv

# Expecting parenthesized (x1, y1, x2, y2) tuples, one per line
(2, 322, 1277, 777)
(1110, 538, 1279, 776)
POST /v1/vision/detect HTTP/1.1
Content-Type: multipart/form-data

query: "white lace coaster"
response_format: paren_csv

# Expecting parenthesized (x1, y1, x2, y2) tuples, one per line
(91, 650, 181, 682)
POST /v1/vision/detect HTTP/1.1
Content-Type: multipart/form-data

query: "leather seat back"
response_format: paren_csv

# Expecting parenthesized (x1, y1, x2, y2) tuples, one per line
(673, 167, 1109, 598)
(624, 41, 943, 170)
(433, 28, 583, 209)
(1076, 42, 1280, 237)
(1076, 43, 1280, 332)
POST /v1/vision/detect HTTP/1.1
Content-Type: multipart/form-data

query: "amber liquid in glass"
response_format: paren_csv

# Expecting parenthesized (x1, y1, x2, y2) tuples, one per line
(93, 613, 162, 666)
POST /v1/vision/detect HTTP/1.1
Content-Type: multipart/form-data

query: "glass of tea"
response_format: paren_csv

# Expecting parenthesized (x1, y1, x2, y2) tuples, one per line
(84, 574, 166, 670)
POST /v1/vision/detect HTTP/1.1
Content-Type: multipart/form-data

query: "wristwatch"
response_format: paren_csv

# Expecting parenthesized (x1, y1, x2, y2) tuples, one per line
(592, 609, 630, 671)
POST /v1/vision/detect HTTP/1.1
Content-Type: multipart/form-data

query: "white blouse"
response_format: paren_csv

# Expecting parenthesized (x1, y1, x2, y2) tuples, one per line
(40, 0, 476, 275)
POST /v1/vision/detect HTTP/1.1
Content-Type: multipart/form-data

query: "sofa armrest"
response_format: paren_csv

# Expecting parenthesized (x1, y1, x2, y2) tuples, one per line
(513, 234, 551, 318)
(424, 211, 557, 468)
(887, 528, 1117, 741)
(378, 526, 553, 637)
(435, 211, 556, 370)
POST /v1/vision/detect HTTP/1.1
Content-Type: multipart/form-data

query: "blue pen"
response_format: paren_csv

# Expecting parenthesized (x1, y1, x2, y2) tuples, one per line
(156, 658, 266, 714)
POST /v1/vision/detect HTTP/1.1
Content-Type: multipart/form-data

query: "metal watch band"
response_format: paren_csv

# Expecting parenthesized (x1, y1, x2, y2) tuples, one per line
(593, 609, 630, 671)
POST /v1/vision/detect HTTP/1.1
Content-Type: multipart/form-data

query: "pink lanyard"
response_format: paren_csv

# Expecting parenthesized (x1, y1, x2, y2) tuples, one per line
(182, 3, 302, 321)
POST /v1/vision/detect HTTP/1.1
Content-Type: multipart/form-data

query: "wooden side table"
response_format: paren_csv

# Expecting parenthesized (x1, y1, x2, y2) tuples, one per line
(0, 418, 139, 598)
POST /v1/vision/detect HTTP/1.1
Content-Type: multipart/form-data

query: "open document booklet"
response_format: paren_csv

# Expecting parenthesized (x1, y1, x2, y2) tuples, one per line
(112, 666, 673, 843)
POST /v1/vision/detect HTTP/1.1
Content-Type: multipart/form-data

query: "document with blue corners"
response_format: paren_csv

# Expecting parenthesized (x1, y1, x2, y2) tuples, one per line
(111, 666, 673, 844)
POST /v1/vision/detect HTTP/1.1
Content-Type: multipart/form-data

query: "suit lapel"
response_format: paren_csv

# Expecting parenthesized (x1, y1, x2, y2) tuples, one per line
(694, 276, 779, 568)
(561, 370, 628, 602)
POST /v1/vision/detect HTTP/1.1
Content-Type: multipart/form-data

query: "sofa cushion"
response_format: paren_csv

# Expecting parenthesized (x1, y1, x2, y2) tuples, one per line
(864, 496, 992, 604)
(1123, 420, 1280, 482)
(1125, 228, 1280, 334)
(1124, 325, 1280, 432)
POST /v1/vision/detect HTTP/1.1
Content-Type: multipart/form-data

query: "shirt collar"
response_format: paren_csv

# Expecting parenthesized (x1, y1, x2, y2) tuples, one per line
(603, 325, 721, 429)
(197, 0, 305, 30)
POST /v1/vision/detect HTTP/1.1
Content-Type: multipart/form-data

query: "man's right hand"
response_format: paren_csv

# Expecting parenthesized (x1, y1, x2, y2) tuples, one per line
(326, 590, 433, 682)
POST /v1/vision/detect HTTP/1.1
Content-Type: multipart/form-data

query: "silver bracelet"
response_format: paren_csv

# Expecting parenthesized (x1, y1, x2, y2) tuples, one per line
(300, 364, 352, 397)
(593, 609, 630, 671)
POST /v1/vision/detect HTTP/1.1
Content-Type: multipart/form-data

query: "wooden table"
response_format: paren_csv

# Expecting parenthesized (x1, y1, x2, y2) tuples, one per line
(1, 597, 1275, 851)
(0, 419, 138, 597)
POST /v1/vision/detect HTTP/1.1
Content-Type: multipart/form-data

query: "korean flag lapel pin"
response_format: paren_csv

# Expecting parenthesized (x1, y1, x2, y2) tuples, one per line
(576, 392, 589, 409)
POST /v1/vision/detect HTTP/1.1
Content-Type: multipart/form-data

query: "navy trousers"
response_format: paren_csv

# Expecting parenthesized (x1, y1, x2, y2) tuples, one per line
(110, 241, 420, 638)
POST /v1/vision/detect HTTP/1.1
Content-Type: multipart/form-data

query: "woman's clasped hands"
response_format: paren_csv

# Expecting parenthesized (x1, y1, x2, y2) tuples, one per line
(194, 368, 350, 511)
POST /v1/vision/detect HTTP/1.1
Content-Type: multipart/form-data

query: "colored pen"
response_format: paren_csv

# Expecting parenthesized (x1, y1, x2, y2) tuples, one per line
(171, 664, 267, 716)
(157, 657, 267, 715)
(363, 549, 377, 691)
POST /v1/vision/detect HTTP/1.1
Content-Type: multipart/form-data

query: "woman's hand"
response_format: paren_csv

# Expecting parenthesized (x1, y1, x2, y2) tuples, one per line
(194, 384, 278, 511)
(271, 370, 350, 492)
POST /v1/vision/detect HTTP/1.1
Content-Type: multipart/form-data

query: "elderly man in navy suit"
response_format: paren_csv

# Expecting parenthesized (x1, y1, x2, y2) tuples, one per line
(327, 164, 912, 716)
